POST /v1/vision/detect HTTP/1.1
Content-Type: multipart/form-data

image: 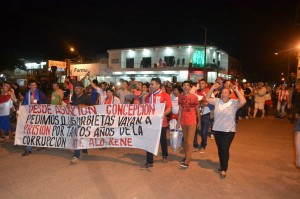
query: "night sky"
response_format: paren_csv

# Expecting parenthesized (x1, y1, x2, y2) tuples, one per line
(1, 0, 299, 81)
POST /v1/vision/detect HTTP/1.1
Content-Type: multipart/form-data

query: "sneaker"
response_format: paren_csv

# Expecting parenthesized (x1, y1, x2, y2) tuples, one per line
(199, 148, 205, 154)
(70, 157, 79, 164)
(180, 162, 189, 168)
(193, 148, 199, 152)
(211, 134, 215, 139)
(245, 116, 249, 119)
(180, 158, 186, 164)
(238, 117, 242, 120)
(21, 150, 32, 156)
(162, 156, 168, 163)
(140, 163, 153, 170)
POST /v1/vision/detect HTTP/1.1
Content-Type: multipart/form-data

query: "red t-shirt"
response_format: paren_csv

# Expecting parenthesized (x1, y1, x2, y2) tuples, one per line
(145, 90, 172, 127)
(178, 93, 199, 125)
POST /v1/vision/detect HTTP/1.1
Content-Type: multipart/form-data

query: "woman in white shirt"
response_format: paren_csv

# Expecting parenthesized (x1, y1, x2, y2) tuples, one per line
(206, 83, 246, 178)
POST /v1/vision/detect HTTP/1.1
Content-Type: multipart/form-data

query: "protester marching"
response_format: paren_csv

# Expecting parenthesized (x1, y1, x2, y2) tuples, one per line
(1, 75, 300, 178)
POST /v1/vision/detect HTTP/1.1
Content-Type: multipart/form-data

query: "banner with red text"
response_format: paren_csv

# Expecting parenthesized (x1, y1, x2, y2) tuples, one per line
(15, 103, 165, 155)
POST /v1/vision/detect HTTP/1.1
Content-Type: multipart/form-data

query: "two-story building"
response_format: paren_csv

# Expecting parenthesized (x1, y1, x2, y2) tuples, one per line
(107, 44, 229, 83)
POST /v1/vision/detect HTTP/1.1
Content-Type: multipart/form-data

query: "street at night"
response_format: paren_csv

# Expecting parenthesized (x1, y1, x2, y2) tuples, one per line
(0, 116, 299, 199)
(1, 1, 300, 198)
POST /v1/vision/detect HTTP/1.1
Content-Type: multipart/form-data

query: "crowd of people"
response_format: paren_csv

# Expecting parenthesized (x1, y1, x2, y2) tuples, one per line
(0, 76, 300, 177)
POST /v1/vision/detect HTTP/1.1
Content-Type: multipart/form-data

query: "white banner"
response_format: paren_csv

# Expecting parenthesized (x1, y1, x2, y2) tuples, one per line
(15, 104, 165, 155)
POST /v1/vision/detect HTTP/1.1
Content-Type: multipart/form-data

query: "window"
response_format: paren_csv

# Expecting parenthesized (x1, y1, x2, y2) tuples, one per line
(126, 58, 134, 68)
(164, 56, 175, 67)
(141, 57, 151, 68)
(111, 59, 119, 64)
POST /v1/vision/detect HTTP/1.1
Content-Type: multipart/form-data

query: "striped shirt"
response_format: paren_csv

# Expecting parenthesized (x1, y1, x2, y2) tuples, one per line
(213, 98, 238, 132)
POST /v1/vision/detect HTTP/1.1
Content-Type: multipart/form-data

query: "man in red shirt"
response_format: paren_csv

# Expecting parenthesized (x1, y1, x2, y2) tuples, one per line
(177, 81, 201, 168)
(140, 78, 172, 169)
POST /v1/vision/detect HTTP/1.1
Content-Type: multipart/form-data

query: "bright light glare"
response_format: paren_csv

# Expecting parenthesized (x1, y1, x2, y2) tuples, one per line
(242, 79, 247, 83)
(187, 46, 192, 53)
(165, 47, 173, 55)
(275, 52, 278, 55)
(0, 74, 3, 77)
(70, 47, 75, 52)
(25, 63, 39, 67)
(143, 71, 154, 74)
(117, 82, 121, 86)
(143, 49, 150, 56)
(128, 50, 135, 57)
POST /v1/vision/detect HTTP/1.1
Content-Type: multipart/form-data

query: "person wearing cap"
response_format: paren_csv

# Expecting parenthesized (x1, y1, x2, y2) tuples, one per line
(70, 81, 93, 164)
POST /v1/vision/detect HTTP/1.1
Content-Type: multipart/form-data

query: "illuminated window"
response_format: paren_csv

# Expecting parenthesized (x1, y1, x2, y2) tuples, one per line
(192, 50, 205, 68)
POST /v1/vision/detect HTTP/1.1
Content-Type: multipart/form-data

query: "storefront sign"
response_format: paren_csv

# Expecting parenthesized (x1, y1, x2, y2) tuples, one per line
(70, 63, 101, 76)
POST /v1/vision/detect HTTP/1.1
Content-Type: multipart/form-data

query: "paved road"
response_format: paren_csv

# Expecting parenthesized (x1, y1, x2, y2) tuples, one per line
(0, 116, 299, 199)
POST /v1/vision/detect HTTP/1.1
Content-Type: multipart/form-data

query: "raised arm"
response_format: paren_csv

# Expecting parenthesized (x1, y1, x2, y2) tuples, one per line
(233, 85, 246, 109)
(206, 83, 220, 105)
(88, 77, 100, 91)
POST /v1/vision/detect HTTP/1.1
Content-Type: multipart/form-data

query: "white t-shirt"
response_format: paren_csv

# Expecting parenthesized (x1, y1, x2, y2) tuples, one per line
(96, 88, 107, 105)
(171, 96, 179, 114)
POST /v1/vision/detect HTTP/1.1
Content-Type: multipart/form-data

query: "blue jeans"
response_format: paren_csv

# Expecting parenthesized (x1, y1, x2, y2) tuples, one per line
(193, 129, 199, 148)
(26, 146, 32, 152)
(199, 113, 210, 149)
(74, 149, 88, 159)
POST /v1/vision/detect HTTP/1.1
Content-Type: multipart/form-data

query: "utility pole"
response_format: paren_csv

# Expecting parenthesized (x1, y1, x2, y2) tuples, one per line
(203, 26, 207, 79)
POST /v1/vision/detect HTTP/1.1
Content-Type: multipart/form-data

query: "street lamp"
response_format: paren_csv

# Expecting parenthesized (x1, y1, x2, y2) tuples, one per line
(70, 47, 82, 64)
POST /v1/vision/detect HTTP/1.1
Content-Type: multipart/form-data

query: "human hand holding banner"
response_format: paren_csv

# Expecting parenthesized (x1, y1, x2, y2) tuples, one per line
(15, 103, 165, 155)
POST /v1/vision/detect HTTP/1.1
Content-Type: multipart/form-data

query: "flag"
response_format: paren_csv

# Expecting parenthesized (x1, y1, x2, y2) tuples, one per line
(0, 95, 13, 116)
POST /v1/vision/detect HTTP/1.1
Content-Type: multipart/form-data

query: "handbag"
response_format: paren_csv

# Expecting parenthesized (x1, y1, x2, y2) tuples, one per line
(170, 129, 183, 152)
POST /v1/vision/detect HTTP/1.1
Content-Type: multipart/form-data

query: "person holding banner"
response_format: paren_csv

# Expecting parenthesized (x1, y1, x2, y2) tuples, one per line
(22, 80, 48, 156)
(176, 81, 201, 168)
(140, 78, 172, 169)
(103, 88, 120, 104)
(70, 81, 94, 164)
(206, 83, 246, 178)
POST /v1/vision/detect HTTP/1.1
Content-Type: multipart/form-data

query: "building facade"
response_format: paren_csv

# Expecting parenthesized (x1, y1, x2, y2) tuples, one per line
(107, 44, 229, 83)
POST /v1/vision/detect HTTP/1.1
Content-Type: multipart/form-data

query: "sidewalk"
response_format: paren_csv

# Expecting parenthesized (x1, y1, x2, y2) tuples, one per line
(0, 116, 299, 199)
